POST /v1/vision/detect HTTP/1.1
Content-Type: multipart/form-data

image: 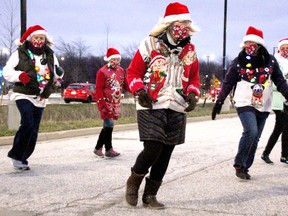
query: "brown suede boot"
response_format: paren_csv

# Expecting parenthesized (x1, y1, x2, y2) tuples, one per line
(125, 168, 146, 206)
(142, 177, 165, 209)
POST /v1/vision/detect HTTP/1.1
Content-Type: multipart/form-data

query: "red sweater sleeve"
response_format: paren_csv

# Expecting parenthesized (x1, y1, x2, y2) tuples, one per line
(126, 50, 147, 94)
(95, 68, 106, 100)
(186, 59, 201, 96)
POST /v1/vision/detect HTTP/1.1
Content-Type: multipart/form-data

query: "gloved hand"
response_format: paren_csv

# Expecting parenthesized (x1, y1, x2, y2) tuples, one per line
(55, 65, 65, 76)
(211, 100, 223, 120)
(283, 101, 288, 113)
(19, 72, 30, 84)
(97, 99, 111, 115)
(184, 92, 198, 112)
(135, 89, 153, 109)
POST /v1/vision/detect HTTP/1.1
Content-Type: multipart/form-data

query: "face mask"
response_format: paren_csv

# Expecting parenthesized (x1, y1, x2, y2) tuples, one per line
(245, 43, 258, 56)
(171, 24, 189, 41)
(280, 49, 288, 59)
(32, 39, 45, 48)
(27, 41, 45, 55)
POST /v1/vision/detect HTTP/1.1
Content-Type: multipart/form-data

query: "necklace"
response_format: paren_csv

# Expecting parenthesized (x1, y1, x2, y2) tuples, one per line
(27, 49, 35, 63)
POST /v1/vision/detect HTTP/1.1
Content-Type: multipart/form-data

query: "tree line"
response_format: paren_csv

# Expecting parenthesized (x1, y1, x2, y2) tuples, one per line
(0, 0, 226, 96)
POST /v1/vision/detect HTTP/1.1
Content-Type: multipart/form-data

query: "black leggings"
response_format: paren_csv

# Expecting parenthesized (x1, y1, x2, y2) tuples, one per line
(263, 110, 288, 157)
(133, 140, 175, 181)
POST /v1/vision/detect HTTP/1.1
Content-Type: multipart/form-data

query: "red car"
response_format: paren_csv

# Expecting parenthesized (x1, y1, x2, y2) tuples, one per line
(63, 83, 96, 103)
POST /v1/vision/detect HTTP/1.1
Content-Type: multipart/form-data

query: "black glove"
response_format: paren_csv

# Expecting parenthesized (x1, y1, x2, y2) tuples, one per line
(55, 65, 65, 76)
(184, 92, 198, 112)
(136, 89, 153, 109)
(284, 102, 288, 113)
(211, 100, 223, 120)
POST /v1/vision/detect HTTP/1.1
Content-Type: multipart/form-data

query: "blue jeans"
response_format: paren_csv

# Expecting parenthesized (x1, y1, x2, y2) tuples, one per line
(7, 99, 44, 164)
(234, 111, 269, 171)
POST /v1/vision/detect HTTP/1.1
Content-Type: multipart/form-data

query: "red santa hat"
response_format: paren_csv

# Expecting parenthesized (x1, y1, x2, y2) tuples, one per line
(104, 48, 121, 61)
(150, 2, 199, 37)
(15, 25, 48, 45)
(241, 26, 264, 47)
(278, 38, 288, 50)
(162, 2, 192, 24)
(149, 50, 166, 67)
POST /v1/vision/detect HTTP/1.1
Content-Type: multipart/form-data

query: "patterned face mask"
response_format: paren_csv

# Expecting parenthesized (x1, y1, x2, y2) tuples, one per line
(245, 43, 258, 56)
(171, 23, 189, 41)
(32, 39, 45, 48)
(280, 49, 288, 59)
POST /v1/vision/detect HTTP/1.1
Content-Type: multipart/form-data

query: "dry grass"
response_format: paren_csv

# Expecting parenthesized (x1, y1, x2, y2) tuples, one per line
(0, 101, 235, 137)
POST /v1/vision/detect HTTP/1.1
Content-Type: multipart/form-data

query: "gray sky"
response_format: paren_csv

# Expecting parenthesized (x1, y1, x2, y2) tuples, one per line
(1, 0, 288, 63)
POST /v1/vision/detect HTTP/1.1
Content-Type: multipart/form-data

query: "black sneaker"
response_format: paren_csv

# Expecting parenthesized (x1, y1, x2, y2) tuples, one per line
(235, 167, 246, 179)
(280, 157, 288, 164)
(261, 155, 273, 164)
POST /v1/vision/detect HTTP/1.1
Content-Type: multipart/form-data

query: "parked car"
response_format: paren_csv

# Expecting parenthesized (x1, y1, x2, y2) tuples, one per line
(63, 83, 96, 103)
(210, 87, 221, 102)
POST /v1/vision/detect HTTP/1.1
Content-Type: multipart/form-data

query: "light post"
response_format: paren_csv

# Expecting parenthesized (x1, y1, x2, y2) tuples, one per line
(202, 54, 214, 107)
(222, 0, 227, 80)
(221, 0, 231, 111)
(273, 47, 278, 55)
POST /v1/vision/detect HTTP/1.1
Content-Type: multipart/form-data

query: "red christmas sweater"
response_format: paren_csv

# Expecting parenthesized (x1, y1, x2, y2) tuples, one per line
(95, 64, 129, 120)
(127, 36, 200, 113)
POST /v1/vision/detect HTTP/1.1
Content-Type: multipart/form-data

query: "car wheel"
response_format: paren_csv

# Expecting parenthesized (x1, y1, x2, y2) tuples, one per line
(84, 96, 92, 103)
(64, 99, 70, 103)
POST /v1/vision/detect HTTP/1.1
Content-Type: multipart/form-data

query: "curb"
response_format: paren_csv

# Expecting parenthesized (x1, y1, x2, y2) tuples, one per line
(0, 113, 237, 146)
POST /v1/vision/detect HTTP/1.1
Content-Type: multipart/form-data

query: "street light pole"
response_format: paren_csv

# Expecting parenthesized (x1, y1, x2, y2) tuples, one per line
(221, 0, 231, 112)
(202, 55, 211, 107)
(273, 47, 278, 55)
(222, 0, 227, 80)
(20, 0, 27, 35)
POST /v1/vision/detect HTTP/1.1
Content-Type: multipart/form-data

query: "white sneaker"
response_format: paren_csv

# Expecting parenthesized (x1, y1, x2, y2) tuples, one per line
(12, 159, 30, 171)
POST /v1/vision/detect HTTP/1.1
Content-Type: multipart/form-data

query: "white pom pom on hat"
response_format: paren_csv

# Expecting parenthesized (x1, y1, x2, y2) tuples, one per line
(104, 48, 121, 61)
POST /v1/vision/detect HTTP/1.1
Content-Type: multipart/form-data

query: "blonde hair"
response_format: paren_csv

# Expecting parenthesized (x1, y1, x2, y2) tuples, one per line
(149, 21, 200, 37)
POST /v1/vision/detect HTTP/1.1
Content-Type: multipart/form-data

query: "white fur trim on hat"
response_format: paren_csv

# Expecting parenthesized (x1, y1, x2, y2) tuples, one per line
(104, 54, 121, 61)
(243, 34, 264, 46)
(278, 38, 288, 50)
(163, 13, 192, 24)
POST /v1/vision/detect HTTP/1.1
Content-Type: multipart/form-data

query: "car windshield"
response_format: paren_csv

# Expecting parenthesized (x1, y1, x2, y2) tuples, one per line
(67, 85, 84, 89)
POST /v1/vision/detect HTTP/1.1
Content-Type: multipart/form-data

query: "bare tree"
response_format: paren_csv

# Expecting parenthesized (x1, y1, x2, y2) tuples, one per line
(122, 43, 138, 59)
(56, 38, 92, 85)
(0, 0, 19, 57)
(0, 0, 19, 96)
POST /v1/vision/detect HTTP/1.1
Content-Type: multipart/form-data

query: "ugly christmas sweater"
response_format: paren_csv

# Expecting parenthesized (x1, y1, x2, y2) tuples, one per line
(95, 64, 129, 120)
(127, 33, 200, 113)
(217, 48, 288, 113)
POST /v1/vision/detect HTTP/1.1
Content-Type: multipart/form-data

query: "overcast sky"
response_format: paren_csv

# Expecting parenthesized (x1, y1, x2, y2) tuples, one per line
(1, 0, 287, 63)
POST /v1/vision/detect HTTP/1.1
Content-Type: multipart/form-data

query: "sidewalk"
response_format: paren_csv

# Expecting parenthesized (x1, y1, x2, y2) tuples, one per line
(0, 113, 288, 215)
(0, 114, 236, 146)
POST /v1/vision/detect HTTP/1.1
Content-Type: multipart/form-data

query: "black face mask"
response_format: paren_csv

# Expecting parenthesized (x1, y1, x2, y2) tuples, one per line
(27, 41, 46, 55)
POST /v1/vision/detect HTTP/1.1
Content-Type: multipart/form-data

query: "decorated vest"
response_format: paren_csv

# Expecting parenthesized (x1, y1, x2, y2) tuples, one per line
(14, 43, 55, 98)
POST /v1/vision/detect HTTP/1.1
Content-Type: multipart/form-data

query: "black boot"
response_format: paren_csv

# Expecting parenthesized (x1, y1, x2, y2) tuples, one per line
(142, 177, 165, 209)
(125, 168, 146, 206)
